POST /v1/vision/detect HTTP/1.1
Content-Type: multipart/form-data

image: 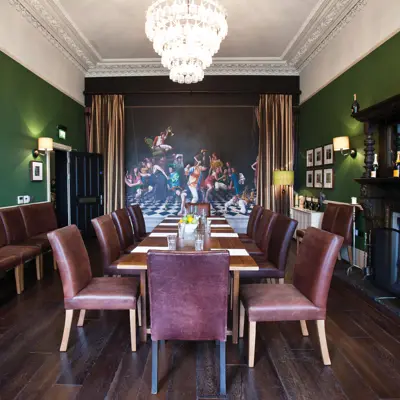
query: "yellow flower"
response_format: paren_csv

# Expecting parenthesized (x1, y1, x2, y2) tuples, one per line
(187, 216, 193, 223)
(179, 219, 183, 223)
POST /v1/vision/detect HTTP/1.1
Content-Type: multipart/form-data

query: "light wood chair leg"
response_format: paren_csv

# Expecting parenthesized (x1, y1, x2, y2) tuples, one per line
(278, 278, 284, 284)
(137, 297, 142, 327)
(20, 264, 25, 292)
(130, 309, 137, 352)
(316, 320, 331, 365)
(36, 256, 42, 281)
(230, 276, 233, 310)
(248, 321, 256, 367)
(347, 246, 353, 265)
(60, 310, 74, 352)
(77, 310, 86, 327)
(300, 320, 309, 336)
(14, 265, 22, 295)
(239, 301, 245, 338)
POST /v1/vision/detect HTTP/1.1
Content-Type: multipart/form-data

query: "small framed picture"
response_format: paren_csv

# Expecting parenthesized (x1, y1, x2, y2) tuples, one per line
(314, 147, 323, 166)
(324, 168, 334, 189)
(324, 144, 334, 165)
(306, 149, 314, 167)
(29, 161, 43, 182)
(306, 170, 314, 188)
(314, 169, 323, 188)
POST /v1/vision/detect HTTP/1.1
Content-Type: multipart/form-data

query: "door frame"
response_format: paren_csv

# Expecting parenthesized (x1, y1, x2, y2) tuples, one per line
(47, 142, 72, 225)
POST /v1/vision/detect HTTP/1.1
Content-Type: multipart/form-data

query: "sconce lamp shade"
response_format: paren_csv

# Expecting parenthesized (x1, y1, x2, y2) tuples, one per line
(38, 137, 53, 151)
(333, 136, 350, 151)
(273, 170, 294, 186)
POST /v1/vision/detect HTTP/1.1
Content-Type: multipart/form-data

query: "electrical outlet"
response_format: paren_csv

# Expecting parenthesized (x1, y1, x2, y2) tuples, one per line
(23, 195, 31, 204)
(17, 196, 24, 205)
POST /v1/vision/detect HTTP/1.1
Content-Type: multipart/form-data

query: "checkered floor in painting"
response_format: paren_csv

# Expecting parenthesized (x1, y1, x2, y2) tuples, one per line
(127, 199, 254, 217)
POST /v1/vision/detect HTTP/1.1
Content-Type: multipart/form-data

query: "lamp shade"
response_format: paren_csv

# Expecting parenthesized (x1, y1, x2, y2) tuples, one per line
(273, 170, 294, 186)
(333, 136, 350, 151)
(38, 137, 53, 151)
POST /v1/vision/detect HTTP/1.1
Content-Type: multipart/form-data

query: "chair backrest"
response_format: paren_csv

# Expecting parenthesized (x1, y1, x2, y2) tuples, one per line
(0, 217, 7, 248)
(321, 203, 339, 232)
(246, 205, 263, 238)
(0, 207, 28, 244)
(20, 202, 58, 237)
(112, 208, 135, 250)
(254, 209, 277, 250)
(127, 205, 141, 241)
(132, 204, 146, 237)
(92, 215, 121, 270)
(331, 205, 353, 245)
(147, 250, 229, 341)
(267, 214, 298, 271)
(48, 225, 92, 299)
(293, 227, 343, 309)
(185, 202, 211, 217)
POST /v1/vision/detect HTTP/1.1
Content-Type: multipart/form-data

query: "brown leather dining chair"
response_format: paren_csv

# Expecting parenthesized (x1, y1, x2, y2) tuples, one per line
(111, 208, 137, 254)
(185, 202, 211, 217)
(147, 250, 230, 395)
(238, 205, 263, 243)
(48, 225, 139, 352)
(331, 204, 354, 265)
(127, 205, 148, 242)
(240, 227, 343, 367)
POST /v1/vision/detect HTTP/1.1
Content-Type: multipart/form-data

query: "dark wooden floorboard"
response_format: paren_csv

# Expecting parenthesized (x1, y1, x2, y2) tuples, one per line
(1, 242, 400, 399)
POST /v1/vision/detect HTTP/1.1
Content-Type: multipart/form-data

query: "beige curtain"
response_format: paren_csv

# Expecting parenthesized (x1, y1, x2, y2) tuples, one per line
(257, 94, 294, 214)
(89, 95, 125, 214)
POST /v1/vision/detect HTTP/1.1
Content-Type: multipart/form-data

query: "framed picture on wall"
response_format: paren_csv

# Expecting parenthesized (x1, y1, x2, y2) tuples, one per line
(314, 169, 323, 188)
(306, 149, 314, 167)
(324, 144, 334, 165)
(29, 161, 43, 182)
(306, 170, 314, 188)
(314, 147, 323, 166)
(324, 168, 334, 189)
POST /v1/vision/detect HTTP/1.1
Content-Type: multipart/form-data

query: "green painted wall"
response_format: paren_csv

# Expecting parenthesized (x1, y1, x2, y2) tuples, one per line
(0, 51, 85, 207)
(297, 32, 400, 248)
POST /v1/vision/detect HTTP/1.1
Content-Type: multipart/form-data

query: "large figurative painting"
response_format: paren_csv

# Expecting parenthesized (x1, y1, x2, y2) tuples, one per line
(125, 106, 258, 217)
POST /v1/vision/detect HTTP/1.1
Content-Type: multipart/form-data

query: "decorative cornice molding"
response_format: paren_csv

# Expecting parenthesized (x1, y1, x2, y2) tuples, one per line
(86, 58, 299, 77)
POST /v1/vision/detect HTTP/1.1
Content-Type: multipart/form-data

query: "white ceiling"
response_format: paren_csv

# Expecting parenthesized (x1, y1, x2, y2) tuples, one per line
(9, 0, 369, 76)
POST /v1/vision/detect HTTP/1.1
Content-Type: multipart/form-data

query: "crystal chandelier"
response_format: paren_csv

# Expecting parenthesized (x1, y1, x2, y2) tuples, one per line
(145, 0, 228, 84)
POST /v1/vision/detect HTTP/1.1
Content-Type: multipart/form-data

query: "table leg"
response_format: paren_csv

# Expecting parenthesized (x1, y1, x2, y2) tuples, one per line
(232, 271, 240, 344)
(140, 271, 148, 342)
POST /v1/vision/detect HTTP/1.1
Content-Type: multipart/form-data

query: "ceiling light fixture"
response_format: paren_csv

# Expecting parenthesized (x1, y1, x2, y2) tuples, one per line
(145, 0, 228, 84)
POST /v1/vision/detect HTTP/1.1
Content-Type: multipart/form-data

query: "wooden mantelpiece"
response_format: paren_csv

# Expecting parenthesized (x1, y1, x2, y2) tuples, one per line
(355, 178, 400, 186)
(352, 94, 400, 124)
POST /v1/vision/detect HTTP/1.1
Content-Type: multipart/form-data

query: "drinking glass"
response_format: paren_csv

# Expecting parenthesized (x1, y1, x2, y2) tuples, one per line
(195, 233, 204, 251)
(178, 222, 185, 238)
(167, 234, 177, 250)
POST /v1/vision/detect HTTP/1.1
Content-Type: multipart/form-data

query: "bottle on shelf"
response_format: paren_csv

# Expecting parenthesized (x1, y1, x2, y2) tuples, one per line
(394, 151, 400, 178)
(371, 153, 378, 178)
(351, 94, 360, 115)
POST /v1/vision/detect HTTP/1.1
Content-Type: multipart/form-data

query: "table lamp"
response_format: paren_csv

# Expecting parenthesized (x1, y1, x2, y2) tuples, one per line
(273, 170, 294, 193)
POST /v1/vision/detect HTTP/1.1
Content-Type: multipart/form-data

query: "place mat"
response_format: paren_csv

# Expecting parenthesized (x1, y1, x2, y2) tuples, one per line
(211, 248, 249, 256)
(210, 224, 230, 228)
(159, 223, 179, 226)
(149, 232, 178, 237)
(210, 233, 238, 238)
(131, 246, 169, 253)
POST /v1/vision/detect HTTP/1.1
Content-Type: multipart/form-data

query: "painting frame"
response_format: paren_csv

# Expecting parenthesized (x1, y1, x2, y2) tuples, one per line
(314, 147, 323, 167)
(314, 169, 323, 188)
(306, 149, 314, 167)
(324, 168, 334, 189)
(306, 170, 314, 188)
(29, 161, 43, 182)
(323, 143, 334, 165)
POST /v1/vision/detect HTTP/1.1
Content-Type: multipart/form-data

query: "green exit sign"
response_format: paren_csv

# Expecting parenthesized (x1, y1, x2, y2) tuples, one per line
(58, 125, 67, 140)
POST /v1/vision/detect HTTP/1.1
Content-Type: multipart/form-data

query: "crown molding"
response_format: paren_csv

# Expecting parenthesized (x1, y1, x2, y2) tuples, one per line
(86, 58, 299, 77)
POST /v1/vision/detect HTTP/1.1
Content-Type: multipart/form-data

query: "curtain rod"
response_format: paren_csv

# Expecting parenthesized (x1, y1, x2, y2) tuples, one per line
(83, 90, 302, 96)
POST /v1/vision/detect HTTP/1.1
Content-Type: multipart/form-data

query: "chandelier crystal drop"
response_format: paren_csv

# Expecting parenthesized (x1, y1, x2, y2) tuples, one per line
(145, 0, 228, 84)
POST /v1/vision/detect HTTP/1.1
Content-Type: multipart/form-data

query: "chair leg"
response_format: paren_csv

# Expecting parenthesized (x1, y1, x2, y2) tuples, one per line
(137, 297, 142, 327)
(300, 320, 309, 336)
(20, 264, 25, 292)
(130, 309, 137, 352)
(316, 320, 331, 365)
(151, 340, 158, 394)
(347, 246, 353, 265)
(36, 256, 42, 281)
(248, 321, 256, 367)
(60, 310, 74, 352)
(278, 278, 284, 284)
(77, 310, 86, 327)
(239, 301, 245, 338)
(14, 265, 22, 295)
(219, 341, 226, 396)
(230, 276, 233, 310)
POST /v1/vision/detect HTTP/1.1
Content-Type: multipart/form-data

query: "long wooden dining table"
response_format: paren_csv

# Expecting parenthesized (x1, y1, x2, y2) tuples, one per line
(116, 215, 259, 344)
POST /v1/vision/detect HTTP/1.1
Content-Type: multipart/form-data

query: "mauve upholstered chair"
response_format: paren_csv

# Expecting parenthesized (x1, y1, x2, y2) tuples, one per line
(48, 225, 139, 352)
(185, 202, 211, 217)
(127, 205, 147, 242)
(111, 208, 136, 254)
(240, 227, 343, 367)
(147, 250, 230, 395)
(238, 205, 263, 243)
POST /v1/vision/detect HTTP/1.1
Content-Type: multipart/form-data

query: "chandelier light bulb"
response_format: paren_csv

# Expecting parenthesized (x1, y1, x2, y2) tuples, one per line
(145, 0, 228, 84)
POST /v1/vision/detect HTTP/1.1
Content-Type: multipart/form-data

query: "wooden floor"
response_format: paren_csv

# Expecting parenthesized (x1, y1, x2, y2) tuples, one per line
(1, 243, 400, 400)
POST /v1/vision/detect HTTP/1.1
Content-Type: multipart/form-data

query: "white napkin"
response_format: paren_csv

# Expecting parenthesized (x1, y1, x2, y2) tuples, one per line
(159, 223, 179, 226)
(149, 232, 178, 237)
(211, 248, 249, 256)
(165, 217, 181, 220)
(131, 246, 169, 253)
(210, 224, 229, 228)
(207, 217, 226, 220)
(211, 233, 238, 238)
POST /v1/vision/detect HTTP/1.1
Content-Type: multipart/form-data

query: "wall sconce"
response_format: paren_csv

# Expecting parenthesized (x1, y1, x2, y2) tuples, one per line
(58, 125, 67, 140)
(333, 136, 357, 158)
(32, 137, 53, 158)
(273, 170, 294, 194)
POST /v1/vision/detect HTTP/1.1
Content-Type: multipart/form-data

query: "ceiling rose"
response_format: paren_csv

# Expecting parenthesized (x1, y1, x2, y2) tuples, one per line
(145, 0, 228, 84)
